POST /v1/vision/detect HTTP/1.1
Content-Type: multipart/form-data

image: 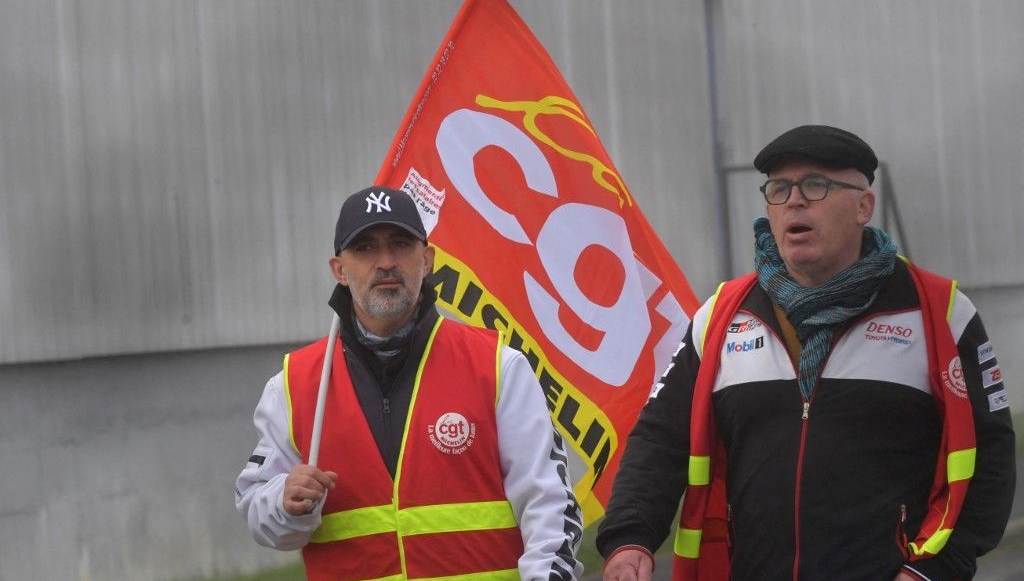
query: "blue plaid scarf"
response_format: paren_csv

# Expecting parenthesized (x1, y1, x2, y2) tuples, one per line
(752, 217, 897, 399)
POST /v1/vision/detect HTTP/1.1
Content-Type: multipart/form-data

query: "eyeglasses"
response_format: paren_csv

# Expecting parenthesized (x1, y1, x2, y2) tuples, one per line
(759, 174, 866, 205)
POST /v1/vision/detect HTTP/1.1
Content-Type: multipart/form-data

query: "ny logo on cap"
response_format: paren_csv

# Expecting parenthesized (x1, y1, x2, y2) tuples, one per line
(365, 191, 391, 213)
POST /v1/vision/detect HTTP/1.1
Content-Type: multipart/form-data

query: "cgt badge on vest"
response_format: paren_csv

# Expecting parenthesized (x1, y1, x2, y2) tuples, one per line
(429, 412, 478, 455)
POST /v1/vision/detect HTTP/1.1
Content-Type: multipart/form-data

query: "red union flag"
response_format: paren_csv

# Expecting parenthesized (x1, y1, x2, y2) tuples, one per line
(374, 0, 700, 523)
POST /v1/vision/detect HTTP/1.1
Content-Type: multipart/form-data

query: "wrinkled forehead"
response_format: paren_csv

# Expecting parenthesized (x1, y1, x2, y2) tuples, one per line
(768, 157, 869, 184)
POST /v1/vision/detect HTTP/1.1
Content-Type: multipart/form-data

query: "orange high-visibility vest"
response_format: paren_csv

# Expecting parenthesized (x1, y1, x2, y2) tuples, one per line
(286, 317, 524, 581)
(672, 262, 976, 580)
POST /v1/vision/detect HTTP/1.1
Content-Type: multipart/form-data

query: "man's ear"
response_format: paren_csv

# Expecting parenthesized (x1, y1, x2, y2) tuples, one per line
(329, 255, 348, 286)
(856, 190, 876, 226)
(422, 244, 435, 276)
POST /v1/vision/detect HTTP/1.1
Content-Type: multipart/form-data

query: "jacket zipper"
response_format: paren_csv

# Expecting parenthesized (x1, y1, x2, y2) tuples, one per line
(791, 328, 841, 579)
(791, 394, 812, 581)
(382, 396, 392, 427)
(349, 353, 398, 476)
(774, 306, 864, 578)
(382, 394, 393, 447)
(378, 386, 394, 472)
(792, 376, 819, 579)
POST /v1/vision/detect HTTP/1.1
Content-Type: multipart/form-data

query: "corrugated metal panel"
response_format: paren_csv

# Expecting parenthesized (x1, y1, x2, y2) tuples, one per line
(715, 0, 1024, 285)
(1, 1, 464, 362)
(1, 0, 84, 361)
(3, 0, 1021, 364)
(0, 0, 713, 363)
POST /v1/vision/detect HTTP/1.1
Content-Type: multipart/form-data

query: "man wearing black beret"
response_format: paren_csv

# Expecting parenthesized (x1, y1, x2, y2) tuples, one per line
(599, 125, 1015, 581)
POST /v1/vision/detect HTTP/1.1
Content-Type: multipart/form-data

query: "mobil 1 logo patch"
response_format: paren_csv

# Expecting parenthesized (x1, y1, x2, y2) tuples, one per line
(726, 335, 764, 354)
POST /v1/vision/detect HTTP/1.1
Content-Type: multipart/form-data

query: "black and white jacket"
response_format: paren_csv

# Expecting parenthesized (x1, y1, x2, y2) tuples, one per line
(598, 260, 1015, 581)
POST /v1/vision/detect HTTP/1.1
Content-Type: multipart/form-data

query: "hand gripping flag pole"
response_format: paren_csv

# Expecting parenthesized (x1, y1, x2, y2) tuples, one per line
(308, 313, 341, 468)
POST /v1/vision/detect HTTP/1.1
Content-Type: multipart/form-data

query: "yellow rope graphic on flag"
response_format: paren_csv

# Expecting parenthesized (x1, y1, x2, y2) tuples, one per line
(476, 95, 633, 208)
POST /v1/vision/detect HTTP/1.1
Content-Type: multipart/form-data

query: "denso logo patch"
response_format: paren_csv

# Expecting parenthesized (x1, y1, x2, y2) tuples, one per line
(728, 318, 763, 334)
(726, 336, 764, 354)
(864, 320, 914, 346)
(428, 412, 477, 455)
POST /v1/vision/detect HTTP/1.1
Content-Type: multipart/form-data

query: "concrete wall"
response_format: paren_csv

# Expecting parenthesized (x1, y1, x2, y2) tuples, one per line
(0, 344, 304, 580)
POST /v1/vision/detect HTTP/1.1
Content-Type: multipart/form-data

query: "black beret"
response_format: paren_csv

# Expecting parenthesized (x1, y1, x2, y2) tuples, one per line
(753, 125, 878, 184)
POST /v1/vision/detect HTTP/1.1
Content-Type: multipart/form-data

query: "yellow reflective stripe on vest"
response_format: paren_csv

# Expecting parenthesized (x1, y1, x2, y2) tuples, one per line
(947, 447, 976, 483)
(910, 527, 953, 557)
(907, 447, 974, 556)
(414, 569, 520, 581)
(688, 455, 711, 486)
(312, 500, 516, 544)
(674, 526, 702, 559)
(394, 318, 444, 495)
(311, 504, 396, 543)
(399, 500, 517, 535)
(494, 330, 504, 406)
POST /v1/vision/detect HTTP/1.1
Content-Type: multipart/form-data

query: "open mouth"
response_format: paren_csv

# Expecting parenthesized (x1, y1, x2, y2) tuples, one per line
(787, 225, 812, 235)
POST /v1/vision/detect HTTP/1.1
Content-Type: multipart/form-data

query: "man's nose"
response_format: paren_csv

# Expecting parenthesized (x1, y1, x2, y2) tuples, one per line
(785, 183, 808, 206)
(375, 245, 398, 268)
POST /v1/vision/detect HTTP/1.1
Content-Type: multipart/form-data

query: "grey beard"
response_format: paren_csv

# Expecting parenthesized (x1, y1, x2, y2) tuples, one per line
(363, 286, 416, 321)
(355, 265, 425, 323)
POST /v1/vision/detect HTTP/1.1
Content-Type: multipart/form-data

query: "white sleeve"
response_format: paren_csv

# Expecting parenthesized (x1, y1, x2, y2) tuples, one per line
(234, 371, 322, 551)
(496, 346, 584, 581)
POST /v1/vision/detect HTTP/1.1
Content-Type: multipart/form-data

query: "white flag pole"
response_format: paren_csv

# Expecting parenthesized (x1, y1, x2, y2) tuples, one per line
(308, 313, 341, 468)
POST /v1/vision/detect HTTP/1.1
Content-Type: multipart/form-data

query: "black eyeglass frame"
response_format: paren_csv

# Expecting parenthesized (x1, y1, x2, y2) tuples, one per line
(758, 174, 866, 205)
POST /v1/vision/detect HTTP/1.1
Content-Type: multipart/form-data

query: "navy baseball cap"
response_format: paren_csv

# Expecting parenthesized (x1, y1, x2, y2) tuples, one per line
(753, 125, 878, 184)
(333, 186, 426, 253)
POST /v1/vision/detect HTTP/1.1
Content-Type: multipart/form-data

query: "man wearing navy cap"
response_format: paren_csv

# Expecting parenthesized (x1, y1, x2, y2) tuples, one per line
(599, 126, 1015, 580)
(236, 186, 584, 580)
